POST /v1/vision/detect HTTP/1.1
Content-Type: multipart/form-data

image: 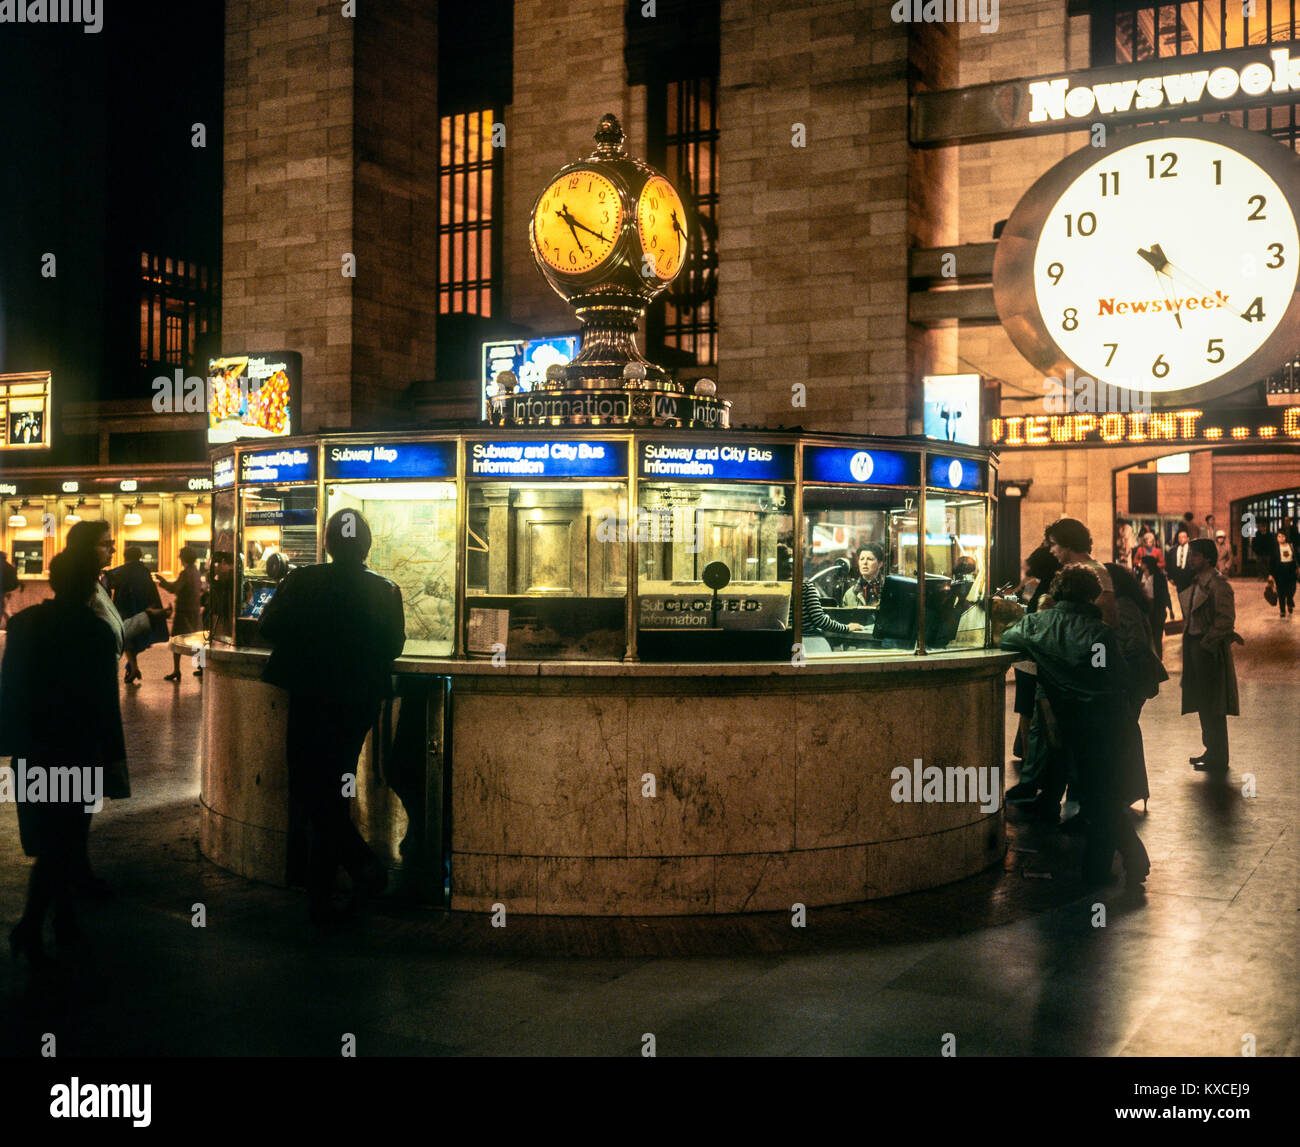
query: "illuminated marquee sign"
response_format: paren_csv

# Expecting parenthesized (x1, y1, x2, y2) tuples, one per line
(1028, 47, 1300, 126)
(990, 406, 1300, 447)
(912, 42, 1300, 147)
(467, 440, 626, 479)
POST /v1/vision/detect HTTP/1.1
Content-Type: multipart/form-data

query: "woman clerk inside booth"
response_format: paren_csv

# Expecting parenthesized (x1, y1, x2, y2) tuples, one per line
(841, 543, 886, 607)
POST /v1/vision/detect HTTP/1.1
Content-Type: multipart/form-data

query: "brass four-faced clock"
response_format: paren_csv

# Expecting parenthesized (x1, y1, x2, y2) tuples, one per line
(993, 121, 1300, 403)
(526, 114, 691, 391)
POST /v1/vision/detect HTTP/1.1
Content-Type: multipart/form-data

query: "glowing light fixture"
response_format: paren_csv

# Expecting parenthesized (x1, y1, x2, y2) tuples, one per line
(65, 501, 82, 524)
(184, 503, 202, 526)
(123, 502, 142, 527)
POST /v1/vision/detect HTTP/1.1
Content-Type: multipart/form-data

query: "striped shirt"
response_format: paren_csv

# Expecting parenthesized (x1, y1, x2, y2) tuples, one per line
(788, 579, 852, 635)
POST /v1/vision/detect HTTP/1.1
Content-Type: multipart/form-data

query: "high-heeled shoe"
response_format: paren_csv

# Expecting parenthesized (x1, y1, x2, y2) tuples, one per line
(9, 920, 56, 969)
(163, 671, 181, 682)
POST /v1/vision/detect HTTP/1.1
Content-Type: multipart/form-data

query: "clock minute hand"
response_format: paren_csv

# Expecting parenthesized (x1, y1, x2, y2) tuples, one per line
(1138, 245, 1182, 329)
(568, 217, 610, 244)
(1160, 259, 1244, 319)
(555, 206, 589, 254)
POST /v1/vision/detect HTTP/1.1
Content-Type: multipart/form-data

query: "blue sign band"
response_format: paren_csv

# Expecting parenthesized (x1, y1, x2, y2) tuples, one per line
(639, 442, 795, 482)
(238, 448, 317, 484)
(927, 454, 985, 491)
(326, 441, 457, 480)
(802, 446, 919, 487)
(467, 440, 627, 479)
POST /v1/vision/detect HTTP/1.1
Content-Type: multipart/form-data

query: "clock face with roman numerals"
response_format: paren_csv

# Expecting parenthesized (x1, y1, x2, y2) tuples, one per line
(994, 122, 1300, 403)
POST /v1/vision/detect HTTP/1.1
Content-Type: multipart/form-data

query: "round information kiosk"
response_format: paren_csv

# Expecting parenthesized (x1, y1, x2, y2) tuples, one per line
(198, 427, 1013, 914)
(196, 116, 1014, 914)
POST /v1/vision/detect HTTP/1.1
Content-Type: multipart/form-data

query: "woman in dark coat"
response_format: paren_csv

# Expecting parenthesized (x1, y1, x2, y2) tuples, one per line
(1106, 563, 1169, 810)
(155, 545, 204, 680)
(109, 546, 167, 683)
(1266, 529, 1297, 618)
(1, 550, 127, 967)
(1137, 554, 1174, 658)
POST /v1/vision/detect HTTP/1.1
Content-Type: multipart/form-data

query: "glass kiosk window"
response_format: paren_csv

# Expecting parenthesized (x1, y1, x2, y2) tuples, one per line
(326, 481, 457, 657)
(923, 493, 990, 649)
(636, 481, 793, 660)
(210, 491, 236, 644)
(237, 485, 318, 645)
(466, 481, 626, 660)
(801, 487, 923, 655)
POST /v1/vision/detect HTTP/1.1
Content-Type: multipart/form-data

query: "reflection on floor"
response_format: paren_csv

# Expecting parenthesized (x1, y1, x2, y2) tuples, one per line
(0, 581, 1295, 1056)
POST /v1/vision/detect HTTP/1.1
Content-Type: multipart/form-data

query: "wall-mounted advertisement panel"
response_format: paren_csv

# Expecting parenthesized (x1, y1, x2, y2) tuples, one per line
(481, 335, 579, 419)
(207, 351, 302, 444)
(0, 371, 52, 451)
(923, 374, 981, 446)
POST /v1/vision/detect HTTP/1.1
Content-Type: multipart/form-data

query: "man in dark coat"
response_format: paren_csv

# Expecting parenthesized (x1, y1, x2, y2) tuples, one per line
(0, 550, 127, 965)
(1180, 539, 1243, 776)
(258, 509, 406, 925)
(1167, 528, 1195, 594)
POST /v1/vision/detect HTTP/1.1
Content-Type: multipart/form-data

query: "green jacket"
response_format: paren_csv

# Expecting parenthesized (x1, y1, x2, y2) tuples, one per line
(998, 601, 1131, 704)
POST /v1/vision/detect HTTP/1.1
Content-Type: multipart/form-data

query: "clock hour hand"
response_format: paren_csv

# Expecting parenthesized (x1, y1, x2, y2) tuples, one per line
(1148, 264, 1183, 330)
(1136, 243, 1170, 273)
(1138, 246, 1182, 328)
(670, 208, 685, 258)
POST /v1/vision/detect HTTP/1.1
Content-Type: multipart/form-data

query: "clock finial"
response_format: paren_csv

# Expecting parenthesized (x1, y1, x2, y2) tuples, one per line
(593, 113, 625, 156)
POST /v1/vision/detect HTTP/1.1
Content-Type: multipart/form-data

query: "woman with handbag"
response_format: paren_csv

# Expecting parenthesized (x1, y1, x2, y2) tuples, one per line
(1267, 529, 1297, 618)
(155, 546, 204, 681)
(109, 547, 169, 684)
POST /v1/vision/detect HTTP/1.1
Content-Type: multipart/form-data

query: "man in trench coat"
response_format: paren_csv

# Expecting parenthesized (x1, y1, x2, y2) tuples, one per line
(1180, 539, 1243, 775)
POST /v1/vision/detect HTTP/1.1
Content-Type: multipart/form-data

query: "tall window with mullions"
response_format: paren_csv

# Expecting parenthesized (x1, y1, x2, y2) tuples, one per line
(437, 109, 502, 318)
(1099, 1, 1299, 151)
(645, 76, 720, 368)
(436, 0, 511, 383)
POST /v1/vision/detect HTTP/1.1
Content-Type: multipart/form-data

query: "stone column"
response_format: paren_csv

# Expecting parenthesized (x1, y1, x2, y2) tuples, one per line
(223, 1, 437, 433)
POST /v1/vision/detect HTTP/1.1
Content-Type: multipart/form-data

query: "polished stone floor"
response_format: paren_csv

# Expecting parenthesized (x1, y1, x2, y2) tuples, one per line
(0, 581, 1295, 1057)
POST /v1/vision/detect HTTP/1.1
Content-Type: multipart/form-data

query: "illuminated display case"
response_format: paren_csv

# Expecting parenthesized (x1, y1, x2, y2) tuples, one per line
(211, 431, 997, 661)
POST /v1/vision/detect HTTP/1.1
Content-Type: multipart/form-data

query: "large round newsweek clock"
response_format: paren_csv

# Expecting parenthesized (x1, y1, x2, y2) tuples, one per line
(993, 121, 1300, 404)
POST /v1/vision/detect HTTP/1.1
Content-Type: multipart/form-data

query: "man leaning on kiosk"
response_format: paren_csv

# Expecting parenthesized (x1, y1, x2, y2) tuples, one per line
(259, 508, 406, 927)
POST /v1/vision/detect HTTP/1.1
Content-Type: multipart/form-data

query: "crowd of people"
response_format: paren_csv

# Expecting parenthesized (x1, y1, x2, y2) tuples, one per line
(999, 516, 1245, 894)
